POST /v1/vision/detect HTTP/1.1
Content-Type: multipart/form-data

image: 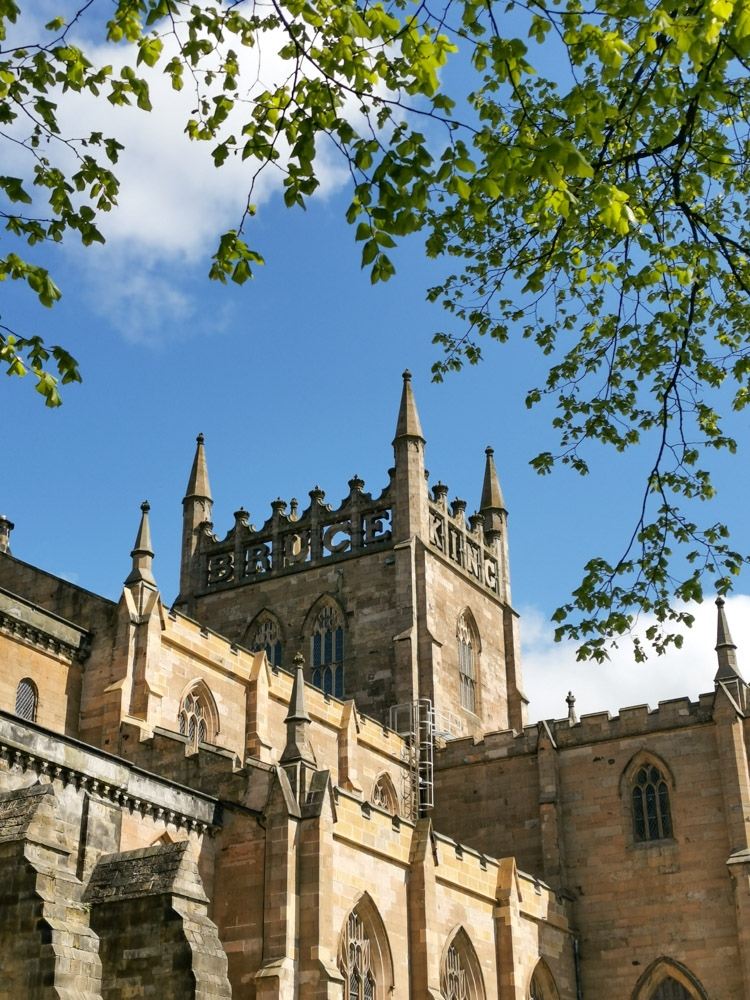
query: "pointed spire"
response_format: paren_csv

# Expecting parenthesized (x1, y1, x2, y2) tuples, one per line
(185, 433, 212, 501)
(125, 502, 157, 587)
(715, 596, 743, 681)
(480, 446, 506, 512)
(280, 652, 316, 765)
(393, 370, 424, 442)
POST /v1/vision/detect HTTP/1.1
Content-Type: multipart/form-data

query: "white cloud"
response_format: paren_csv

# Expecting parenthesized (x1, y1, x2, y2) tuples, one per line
(519, 595, 750, 723)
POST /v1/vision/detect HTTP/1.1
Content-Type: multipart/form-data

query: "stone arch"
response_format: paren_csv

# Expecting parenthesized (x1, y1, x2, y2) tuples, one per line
(303, 595, 347, 699)
(14, 677, 38, 722)
(339, 892, 395, 1000)
(440, 926, 486, 1000)
(456, 608, 481, 715)
(631, 957, 708, 1000)
(370, 772, 399, 814)
(619, 750, 675, 844)
(527, 959, 560, 1000)
(177, 678, 220, 748)
(243, 608, 285, 668)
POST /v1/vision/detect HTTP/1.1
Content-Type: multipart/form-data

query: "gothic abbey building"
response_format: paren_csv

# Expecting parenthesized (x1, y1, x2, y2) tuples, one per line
(0, 373, 748, 1000)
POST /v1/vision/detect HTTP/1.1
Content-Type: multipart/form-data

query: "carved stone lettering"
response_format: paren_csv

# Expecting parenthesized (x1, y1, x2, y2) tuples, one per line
(429, 513, 445, 551)
(207, 553, 234, 585)
(244, 544, 271, 576)
(466, 542, 481, 580)
(448, 527, 463, 565)
(283, 530, 310, 565)
(322, 521, 351, 555)
(365, 510, 392, 545)
(484, 558, 498, 591)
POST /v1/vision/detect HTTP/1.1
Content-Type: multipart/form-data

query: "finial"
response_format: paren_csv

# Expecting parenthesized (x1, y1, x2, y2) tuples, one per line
(0, 514, 14, 557)
(184, 433, 212, 502)
(715, 595, 743, 682)
(566, 691, 577, 726)
(403, 369, 412, 381)
(125, 501, 156, 588)
(280, 652, 316, 765)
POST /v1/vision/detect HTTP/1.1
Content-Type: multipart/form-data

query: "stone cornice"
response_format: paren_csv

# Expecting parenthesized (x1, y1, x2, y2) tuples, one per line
(0, 588, 91, 663)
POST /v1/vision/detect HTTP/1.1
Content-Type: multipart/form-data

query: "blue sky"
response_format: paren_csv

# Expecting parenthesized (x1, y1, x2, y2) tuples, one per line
(2, 5, 749, 722)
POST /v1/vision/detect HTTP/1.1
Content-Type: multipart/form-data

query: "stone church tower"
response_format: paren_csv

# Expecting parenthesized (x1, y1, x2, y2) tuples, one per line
(175, 371, 527, 738)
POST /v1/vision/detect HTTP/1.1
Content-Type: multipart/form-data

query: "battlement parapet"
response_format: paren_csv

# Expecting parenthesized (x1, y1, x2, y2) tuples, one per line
(196, 476, 394, 593)
(435, 692, 716, 766)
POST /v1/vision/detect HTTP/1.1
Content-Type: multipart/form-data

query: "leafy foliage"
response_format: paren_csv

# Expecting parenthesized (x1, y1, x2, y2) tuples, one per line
(2, 0, 749, 651)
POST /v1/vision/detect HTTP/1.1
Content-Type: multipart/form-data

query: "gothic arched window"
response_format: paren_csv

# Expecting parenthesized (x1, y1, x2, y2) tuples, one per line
(651, 980, 692, 1000)
(248, 614, 283, 668)
(442, 945, 468, 1000)
(457, 612, 477, 713)
(371, 773, 399, 814)
(632, 763, 673, 842)
(15, 678, 37, 722)
(178, 683, 218, 749)
(440, 929, 485, 1000)
(311, 603, 344, 698)
(527, 960, 559, 1000)
(341, 911, 376, 1000)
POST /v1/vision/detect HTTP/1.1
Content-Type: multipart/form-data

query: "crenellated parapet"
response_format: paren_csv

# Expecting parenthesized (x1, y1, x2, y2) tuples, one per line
(197, 476, 394, 593)
(435, 693, 718, 767)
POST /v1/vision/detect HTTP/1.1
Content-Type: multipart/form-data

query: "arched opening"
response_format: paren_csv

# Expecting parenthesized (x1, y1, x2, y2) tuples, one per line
(632, 958, 708, 1000)
(244, 610, 284, 668)
(440, 927, 485, 1000)
(620, 751, 676, 844)
(177, 679, 219, 749)
(305, 598, 345, 699)
(456, 610, 480, 714)
(14, 678, 38, 722)
(528, 959, 560, 1000)
(371, 773, 399, 814)
(338, 894, 394, 1000)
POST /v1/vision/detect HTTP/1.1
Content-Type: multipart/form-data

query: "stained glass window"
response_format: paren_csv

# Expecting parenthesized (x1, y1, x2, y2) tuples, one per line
(633, 764, 673, 841)
(312, 605, 344, 698)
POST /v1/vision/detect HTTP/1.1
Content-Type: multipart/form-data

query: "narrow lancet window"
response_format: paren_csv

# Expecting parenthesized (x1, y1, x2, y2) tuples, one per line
(15, 678, 38, 722)
(457, 613, 477, 713)
(632, 764, 673, 841)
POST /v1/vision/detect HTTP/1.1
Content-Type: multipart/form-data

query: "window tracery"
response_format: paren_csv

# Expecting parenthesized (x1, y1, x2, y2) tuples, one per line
(457, 612, 477, 713)
(311, 603, 344, 698)
(14, 678, 37, 722)
(248, 615, 282, 667)
(442, 945, 468, 1000)
(632, 763, 673, 842)
(371, 774, 398, 814)
(340, 911, 375, 1000)
(178, 685, 217, 749)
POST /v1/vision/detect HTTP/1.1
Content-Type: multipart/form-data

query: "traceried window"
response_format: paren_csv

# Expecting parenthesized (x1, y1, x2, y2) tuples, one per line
(371, 774, 398, 814)
(179, 690, 211, 748)
(527, 961, 559, 1000)
(311, 604, 344, 698)
(651, 980, 692, 1000)
(457, 613, 477, 713)
(632, 763, 673, 842)
(249, 616, 282, 668)
(529, 974, 543, 1000)
(441, 945, 468, 1000)
(341, 911, 375, 1000)
(15, 678, 37, 722)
